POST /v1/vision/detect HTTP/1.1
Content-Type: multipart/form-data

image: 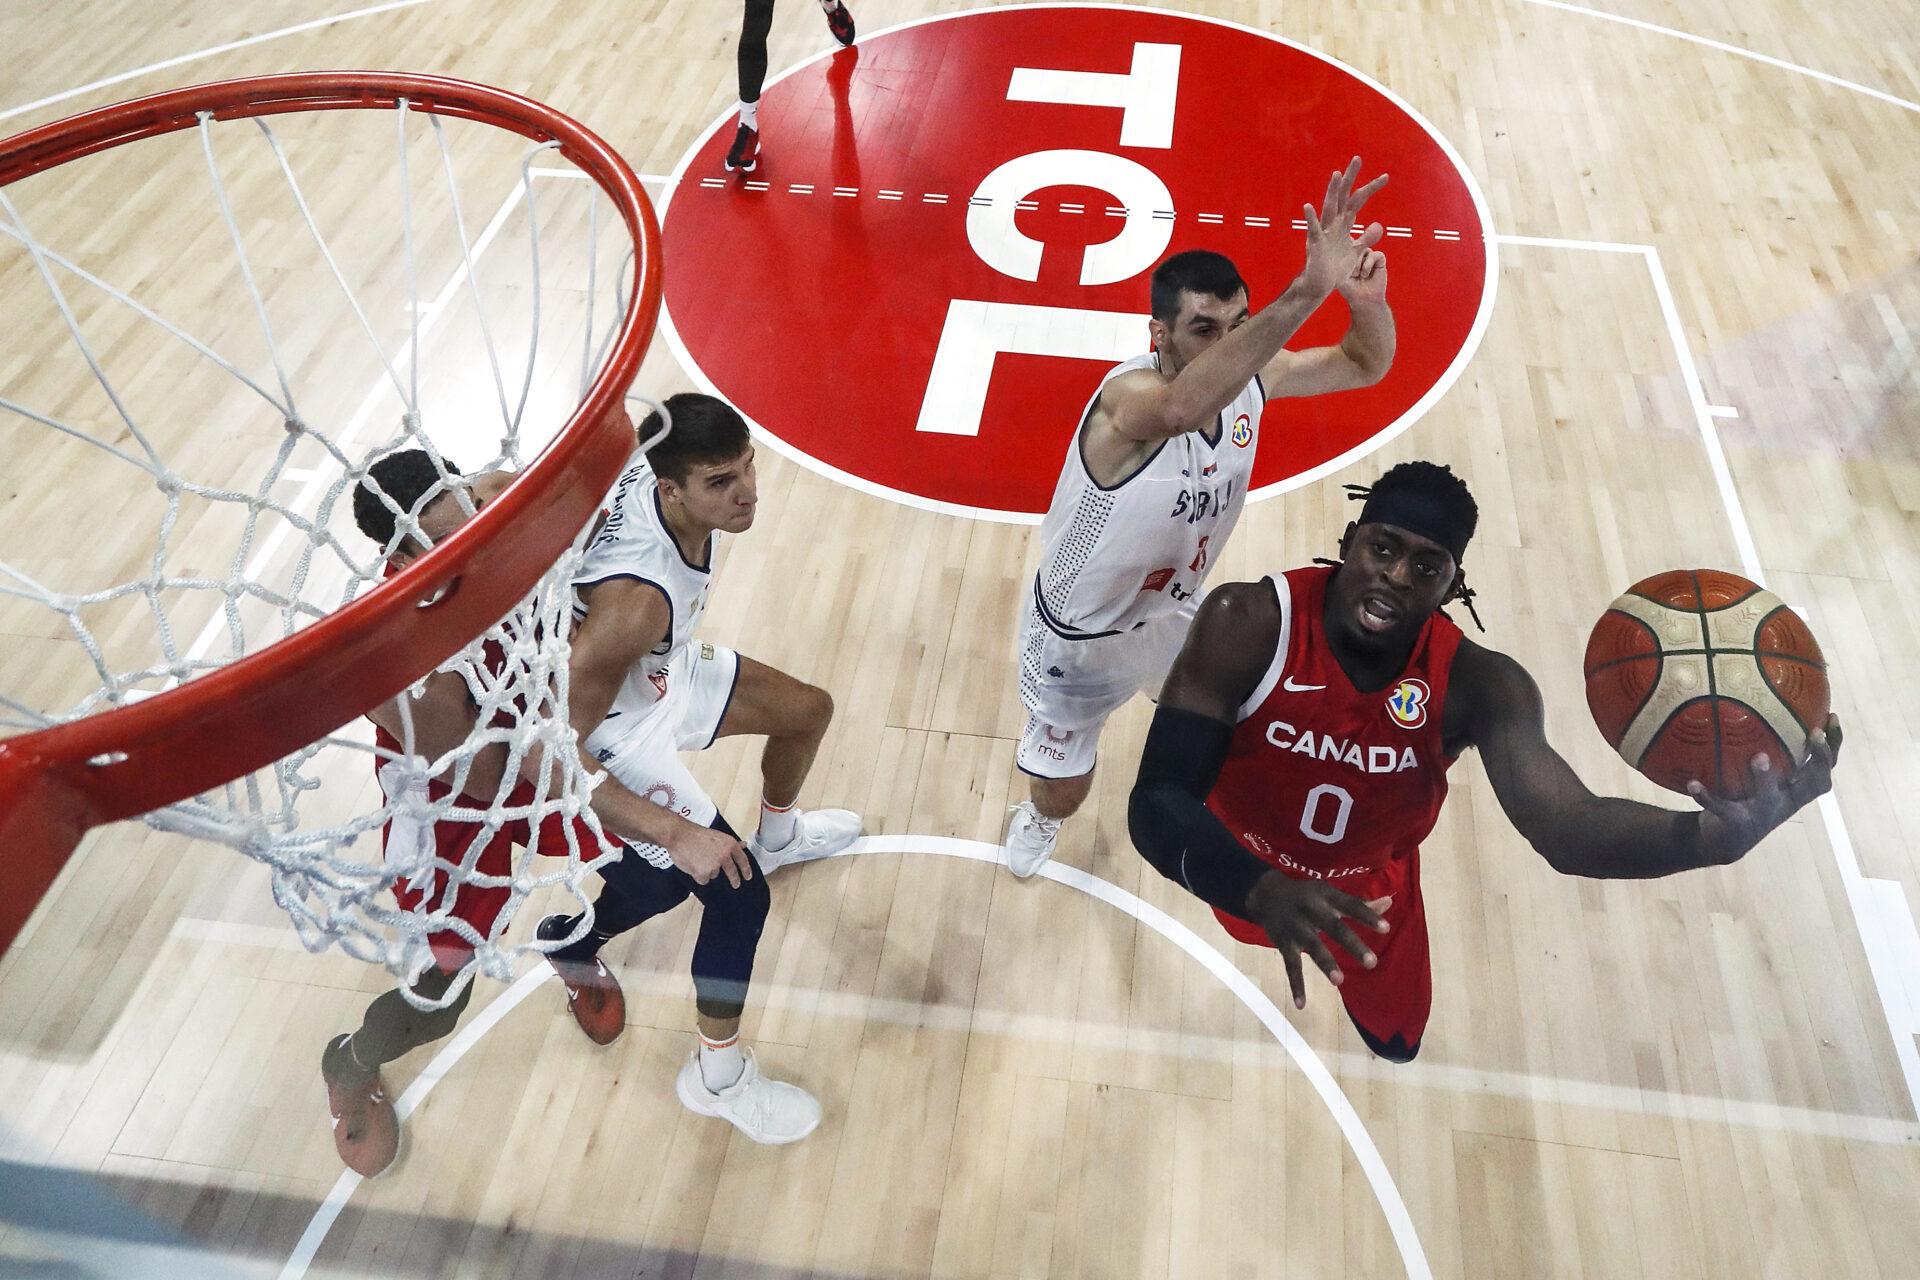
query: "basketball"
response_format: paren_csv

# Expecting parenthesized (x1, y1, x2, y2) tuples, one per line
(1583, 570, 1829, 799)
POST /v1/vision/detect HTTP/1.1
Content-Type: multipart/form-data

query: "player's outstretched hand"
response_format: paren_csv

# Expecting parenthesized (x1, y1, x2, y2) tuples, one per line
(1687, 713, 1843, 863)
(1301, 156, 1387, 300)
(1243, 869, 1391, 1010)
(668, 823, 755, 887)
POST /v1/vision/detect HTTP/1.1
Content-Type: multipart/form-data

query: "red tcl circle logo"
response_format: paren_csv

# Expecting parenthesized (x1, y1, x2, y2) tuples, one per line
(660, 5, 1493, 521)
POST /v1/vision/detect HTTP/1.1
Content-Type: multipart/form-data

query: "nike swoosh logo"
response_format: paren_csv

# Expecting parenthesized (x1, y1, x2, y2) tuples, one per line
(1282, 677, 1325, 692)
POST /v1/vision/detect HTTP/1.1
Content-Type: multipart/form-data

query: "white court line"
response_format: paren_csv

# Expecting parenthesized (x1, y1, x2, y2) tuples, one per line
(171, 914, 1920, 1145)
(0, 1, 437, 127)
(1498, 232, 1920, 1122)
(1518, 0, 1920, 117)
(278, 835, 1432, 1280)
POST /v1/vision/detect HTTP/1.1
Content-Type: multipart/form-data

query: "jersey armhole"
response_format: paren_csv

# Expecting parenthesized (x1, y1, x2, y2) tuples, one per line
(575, 573, 675, 651)
(1076, 395, 1171, 493)
(1234, 575, 1291, 723)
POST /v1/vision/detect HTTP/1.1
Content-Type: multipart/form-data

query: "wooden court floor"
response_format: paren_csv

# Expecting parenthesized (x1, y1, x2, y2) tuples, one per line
(2, 0, 1918, 1276)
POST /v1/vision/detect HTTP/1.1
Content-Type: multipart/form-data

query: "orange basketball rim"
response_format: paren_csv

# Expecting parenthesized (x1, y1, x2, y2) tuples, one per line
(0, 73, 663, 955)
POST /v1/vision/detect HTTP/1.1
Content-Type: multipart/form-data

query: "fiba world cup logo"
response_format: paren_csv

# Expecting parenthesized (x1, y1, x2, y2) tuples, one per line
(1230, 413, 1253, 448)
(1386, 678, 1430, 729)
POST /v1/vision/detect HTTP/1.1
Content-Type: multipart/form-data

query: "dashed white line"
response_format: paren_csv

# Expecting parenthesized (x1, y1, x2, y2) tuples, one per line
(674, 180, 1478, 248)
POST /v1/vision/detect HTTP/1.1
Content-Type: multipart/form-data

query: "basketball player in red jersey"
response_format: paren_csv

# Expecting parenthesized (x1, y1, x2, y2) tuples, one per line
(321, 447, 801, 1177)
(1129, 460, 1843, 1061)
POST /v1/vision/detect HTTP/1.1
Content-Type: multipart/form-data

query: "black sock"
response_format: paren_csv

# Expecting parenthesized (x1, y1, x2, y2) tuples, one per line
(325, 968, 470, 1080)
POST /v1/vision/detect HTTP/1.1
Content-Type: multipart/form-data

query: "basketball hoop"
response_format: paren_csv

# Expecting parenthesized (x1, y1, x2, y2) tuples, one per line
(0, 73, 663, 973)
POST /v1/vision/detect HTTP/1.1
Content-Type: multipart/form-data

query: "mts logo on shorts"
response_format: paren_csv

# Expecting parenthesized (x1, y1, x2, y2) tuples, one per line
(662, 5, 1492, 520)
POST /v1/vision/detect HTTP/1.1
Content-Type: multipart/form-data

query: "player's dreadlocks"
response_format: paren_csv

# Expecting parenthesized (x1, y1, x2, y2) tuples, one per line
(1318, 460, 1484, 630)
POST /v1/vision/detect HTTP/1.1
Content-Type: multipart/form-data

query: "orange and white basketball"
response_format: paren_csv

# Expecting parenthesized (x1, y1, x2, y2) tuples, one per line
(1583, 570, 1830, 800)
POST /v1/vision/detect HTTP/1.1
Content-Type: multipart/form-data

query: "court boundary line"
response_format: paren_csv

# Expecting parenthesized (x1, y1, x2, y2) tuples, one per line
(0, 2, 437, 127)
(1498, 231, 1920, 1122)
(1516, 0, 1920, 117)
(277, 835, 1432, 1280)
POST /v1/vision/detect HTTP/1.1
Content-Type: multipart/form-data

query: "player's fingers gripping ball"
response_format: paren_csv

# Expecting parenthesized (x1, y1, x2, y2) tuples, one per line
(1584, 570, 1830, 800)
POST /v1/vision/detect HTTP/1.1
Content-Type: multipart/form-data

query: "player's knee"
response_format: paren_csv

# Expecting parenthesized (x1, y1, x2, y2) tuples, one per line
(798, 681, 834, 734)
(717, 857, 772, 926)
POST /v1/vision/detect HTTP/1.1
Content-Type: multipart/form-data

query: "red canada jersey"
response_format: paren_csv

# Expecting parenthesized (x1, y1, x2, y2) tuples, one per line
(1207, 566, 1463, 943)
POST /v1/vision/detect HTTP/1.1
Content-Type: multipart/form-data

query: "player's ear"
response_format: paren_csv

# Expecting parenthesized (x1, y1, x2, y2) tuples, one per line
(1147, 315, 1170, 352)
(1337, 521, 1357, 559)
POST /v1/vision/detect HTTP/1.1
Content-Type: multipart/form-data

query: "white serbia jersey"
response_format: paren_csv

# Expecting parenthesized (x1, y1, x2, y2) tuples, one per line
(572, 450, 713, 715)
(1031, 352, 1263, 638)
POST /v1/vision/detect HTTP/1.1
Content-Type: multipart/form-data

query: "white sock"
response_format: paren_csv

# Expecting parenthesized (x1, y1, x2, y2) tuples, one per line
(818, 0, 838, 12)
(739, 99, 758, 130)
(699, 1032, 745, 1091)
(758, 798, 798, 851)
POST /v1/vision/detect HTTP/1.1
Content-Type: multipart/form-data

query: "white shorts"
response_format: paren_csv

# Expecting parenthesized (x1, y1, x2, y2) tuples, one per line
(581, 642, 740, 827)
(1015, 601, 1195, 779)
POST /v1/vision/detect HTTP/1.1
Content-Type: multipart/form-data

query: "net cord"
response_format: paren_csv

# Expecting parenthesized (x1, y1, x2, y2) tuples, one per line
(0, 98, 658, 1005)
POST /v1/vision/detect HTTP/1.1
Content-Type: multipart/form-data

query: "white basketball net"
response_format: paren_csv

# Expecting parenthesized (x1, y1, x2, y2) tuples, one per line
(0, 97, 666, 1006)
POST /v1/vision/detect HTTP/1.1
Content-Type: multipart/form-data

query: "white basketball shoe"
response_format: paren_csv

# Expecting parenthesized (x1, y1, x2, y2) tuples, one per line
(1003, 801, 1063, 878)
(750, 808, 863, 873)
(675, 1048, 822, 1144)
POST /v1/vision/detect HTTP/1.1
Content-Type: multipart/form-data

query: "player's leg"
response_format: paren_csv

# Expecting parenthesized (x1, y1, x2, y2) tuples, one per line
(1007, 609, 1164, 876)
(670, 813, 819, 1143)
(320, 810, 509, 1176)
(700, 649, 863, 872)
(728, 0, 775, 172)
(1006, 716, 1101, 877)
(321, 964, 472, 1177)
(544, 722, 820, 1138)
(1328, 866, 1432, 1063)
(537, 708, 719, 1042)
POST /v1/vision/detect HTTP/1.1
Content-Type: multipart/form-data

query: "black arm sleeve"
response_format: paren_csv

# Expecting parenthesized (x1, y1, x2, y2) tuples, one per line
(1127, 705, 1276, 919)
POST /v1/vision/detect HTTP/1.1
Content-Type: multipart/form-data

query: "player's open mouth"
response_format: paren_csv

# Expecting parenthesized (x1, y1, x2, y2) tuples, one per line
(1359, 595, 1399, 632)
